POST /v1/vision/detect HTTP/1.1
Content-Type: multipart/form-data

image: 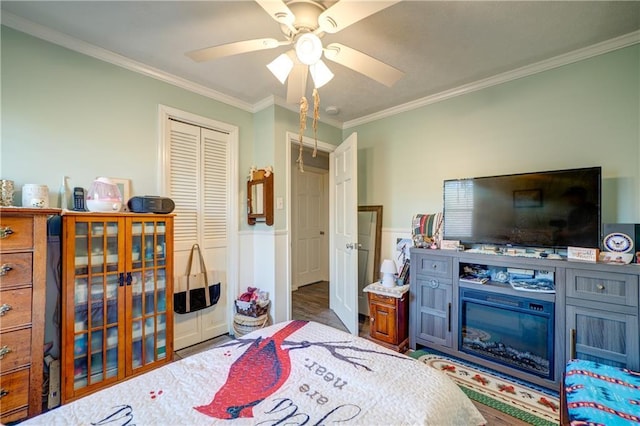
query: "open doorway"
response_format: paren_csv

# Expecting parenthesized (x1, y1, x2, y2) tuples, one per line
(287, 133, 368, 336)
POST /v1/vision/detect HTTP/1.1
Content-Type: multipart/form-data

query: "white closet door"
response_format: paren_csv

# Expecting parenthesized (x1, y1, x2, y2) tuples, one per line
(168, 119, 230, 350)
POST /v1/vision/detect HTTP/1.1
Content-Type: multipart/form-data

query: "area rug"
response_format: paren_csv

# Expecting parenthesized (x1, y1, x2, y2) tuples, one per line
(409, 350, 559, 426)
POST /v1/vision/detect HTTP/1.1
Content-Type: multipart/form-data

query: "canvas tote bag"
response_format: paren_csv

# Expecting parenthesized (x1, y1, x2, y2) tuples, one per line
(174, 243, 221, 314)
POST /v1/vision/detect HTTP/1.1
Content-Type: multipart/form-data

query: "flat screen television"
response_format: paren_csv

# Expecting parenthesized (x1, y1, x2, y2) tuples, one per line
(443, 167, 601, 249)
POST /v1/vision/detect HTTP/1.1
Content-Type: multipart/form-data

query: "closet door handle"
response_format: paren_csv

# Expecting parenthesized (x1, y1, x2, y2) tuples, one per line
(126, 272, 133, 286)
(447, 302, 452, 333)
(118, 273, 125, 287)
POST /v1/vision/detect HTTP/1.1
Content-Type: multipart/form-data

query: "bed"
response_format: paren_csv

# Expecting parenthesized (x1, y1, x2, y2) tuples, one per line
(24, 320, 486, 425)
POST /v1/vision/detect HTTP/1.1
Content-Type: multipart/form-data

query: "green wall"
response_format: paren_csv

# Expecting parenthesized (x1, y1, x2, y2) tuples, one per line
(1, 26, 258, 204)
(347, 44, 640, 230)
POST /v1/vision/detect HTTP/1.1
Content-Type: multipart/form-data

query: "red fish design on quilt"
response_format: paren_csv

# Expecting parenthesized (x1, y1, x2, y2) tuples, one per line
(195, 320, 308, 419)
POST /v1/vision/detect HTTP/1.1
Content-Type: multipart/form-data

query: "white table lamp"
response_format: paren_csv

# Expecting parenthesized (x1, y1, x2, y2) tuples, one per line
(380, 259, 397, 288)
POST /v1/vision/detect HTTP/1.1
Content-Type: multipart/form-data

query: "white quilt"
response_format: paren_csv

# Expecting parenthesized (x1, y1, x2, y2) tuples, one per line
(24, 321, 485, 425)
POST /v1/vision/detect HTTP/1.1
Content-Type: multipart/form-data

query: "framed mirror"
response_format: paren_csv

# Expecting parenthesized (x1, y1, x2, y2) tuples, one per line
(247, 169, 274, 226)
(358, 205, 383, 286)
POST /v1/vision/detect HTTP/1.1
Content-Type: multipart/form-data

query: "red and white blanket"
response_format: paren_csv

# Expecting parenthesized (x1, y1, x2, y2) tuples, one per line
(25, 321, 485, 425)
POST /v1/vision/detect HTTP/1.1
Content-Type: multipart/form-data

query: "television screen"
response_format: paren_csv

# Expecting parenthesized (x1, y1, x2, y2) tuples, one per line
(443, 167, 601, 249)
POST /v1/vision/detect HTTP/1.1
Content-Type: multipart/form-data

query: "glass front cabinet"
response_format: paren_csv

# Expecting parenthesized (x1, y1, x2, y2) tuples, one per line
(61, 212, 174, 403)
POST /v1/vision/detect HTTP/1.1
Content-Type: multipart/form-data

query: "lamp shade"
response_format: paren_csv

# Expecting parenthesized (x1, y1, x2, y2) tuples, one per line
(309, 60, 334, 88)
(267, 53, 294, 84)
(380, 259, 397, 287)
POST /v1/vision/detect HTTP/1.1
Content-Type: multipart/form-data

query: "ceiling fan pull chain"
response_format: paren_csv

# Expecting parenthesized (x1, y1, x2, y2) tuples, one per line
(298, 96, 308, 172)
(312, 88, 319, 158)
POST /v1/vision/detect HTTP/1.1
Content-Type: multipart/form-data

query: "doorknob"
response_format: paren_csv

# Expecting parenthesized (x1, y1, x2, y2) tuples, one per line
(345, 243, 357, 250)
(320, 231, 325, 235)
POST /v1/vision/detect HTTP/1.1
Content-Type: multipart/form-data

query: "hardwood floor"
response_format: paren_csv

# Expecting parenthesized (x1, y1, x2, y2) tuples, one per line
(175, 281, 531, 425)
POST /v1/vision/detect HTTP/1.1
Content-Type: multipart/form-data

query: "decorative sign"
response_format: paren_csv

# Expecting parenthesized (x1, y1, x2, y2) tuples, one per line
(441, 240, 461, 251)
(567, 246, 599, 263)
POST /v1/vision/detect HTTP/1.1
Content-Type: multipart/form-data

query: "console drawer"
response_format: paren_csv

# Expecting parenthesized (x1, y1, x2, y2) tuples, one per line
(566, 269, 639, 307)
(415, 255, 452, 278)
(0, 253, 33, 289)
(0, 216, 33, 251)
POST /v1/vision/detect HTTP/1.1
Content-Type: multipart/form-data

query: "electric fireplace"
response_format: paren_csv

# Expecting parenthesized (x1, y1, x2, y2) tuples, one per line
(459, 288, 554, 379)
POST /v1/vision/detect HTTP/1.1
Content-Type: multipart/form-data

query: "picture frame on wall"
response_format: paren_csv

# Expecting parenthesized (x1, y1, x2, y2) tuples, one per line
(110, 178, 131, 211)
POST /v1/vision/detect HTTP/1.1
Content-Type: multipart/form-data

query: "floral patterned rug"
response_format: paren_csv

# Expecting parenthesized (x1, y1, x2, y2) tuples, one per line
(409, 350, 559, 426)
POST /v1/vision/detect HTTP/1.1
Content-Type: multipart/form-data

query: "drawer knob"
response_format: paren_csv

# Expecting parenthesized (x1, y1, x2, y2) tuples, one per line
(0, 345, 11, 359)
(432, 264, 438, 269)
(428, 279, 439, 289)
(0, 388, 8, 398)
(0, 226, 14, 239)
(596, 284, 605, 291)
(0, 263, 12, 276)
(0, 303, 12, 316)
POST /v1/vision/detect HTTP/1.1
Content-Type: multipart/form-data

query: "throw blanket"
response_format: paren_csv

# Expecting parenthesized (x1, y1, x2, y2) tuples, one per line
(25, 321, 485, 425)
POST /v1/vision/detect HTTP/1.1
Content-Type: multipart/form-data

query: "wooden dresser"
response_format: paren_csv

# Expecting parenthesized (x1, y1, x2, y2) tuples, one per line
(0, 207, 60, 423)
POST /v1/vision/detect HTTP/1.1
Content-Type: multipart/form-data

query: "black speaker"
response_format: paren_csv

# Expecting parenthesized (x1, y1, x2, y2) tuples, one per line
(603, 223, 640, 260)
(127, 196, 175, 214)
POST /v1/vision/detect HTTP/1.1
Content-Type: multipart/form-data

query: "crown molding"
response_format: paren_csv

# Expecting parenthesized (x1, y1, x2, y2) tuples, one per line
(1, 12, 255, 113)
(343, 30, 640, 129)
(4, 11, 638, 130)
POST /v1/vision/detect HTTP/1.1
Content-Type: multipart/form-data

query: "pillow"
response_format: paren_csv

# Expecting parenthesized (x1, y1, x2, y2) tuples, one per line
(412, 213, 443, 248)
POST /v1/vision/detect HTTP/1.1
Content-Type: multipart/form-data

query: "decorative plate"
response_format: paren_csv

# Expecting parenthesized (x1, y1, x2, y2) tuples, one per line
(603, 232, 633, 253)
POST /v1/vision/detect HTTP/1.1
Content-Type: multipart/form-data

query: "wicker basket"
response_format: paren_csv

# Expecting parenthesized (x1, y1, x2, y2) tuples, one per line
(235, 300, 269, 317)
(233, 313, 271, 337)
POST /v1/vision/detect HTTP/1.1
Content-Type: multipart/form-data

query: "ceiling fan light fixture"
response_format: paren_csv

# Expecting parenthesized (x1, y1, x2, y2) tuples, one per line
(295, 33, 323, 65)
(267, 53, 294, 84)
(309, 59, 334, 88)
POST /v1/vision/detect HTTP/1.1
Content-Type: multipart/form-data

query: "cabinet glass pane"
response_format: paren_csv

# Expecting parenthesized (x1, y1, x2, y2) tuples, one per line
(106, 347, 118, 379)
(131, 272, 142, 319)
(91, 276, 104, 301)
(90, 330, 103, 353)
(145, 317, 156, 364)
(74, 356, 88, 390)
(91, 352, 104, 383)
(75, 278, 88, 304)
(157, 313, 166, 360)
(144, 235, 155, 266)
(91, 300, 104, 327)
(132, 319, 143, 368)
(75, 304, 88, 332)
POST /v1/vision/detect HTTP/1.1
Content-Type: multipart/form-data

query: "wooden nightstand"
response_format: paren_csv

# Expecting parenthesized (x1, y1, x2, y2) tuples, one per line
(364, 283, 409, 352)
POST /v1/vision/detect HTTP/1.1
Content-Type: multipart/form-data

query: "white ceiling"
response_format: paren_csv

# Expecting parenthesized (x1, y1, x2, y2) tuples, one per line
(2, 1, 639, 125)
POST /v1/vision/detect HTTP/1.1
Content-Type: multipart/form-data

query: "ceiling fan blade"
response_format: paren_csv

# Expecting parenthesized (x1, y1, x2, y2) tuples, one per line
(186, 38, 282, 62)
(286, 64, 308, 104)
(324, 43, 404, 87)
(318, 0, 400, 34)
(255, 0, 295, 28)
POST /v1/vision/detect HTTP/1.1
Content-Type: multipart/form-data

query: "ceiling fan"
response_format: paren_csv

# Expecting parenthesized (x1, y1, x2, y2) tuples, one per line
(186, 0, 405, 104)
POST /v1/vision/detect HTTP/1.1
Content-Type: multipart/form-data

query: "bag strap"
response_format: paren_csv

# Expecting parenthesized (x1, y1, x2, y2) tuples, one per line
(186, 244, 211, 309)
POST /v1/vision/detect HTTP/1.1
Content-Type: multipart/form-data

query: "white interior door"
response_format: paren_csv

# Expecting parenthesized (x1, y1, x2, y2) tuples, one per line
(293, 167, 328, 288)
(329, 132, 358, 334)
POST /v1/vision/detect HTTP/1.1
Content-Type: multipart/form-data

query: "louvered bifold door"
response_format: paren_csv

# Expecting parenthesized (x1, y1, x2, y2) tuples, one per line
(201, 128, 228, 248)
(168, 120, 200, 252)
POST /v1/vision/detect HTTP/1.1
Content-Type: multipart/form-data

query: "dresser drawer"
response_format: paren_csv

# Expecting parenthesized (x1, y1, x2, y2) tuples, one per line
(0, 216, 33, 251)
(0, 328, 32, 373)
(566, 269, 639, 307)
(0, 368, 30, 416)
(369, 292, 400, 306)
(0, 288, 33, 330)
(0, 253, 32, 289)
(414, 255, 452, 278)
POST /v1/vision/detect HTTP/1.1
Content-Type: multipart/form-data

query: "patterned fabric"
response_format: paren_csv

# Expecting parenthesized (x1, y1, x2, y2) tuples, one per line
(565, 359, 640, 425)
(25, 321, 486, 425)
(411, 213, 443, 247)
